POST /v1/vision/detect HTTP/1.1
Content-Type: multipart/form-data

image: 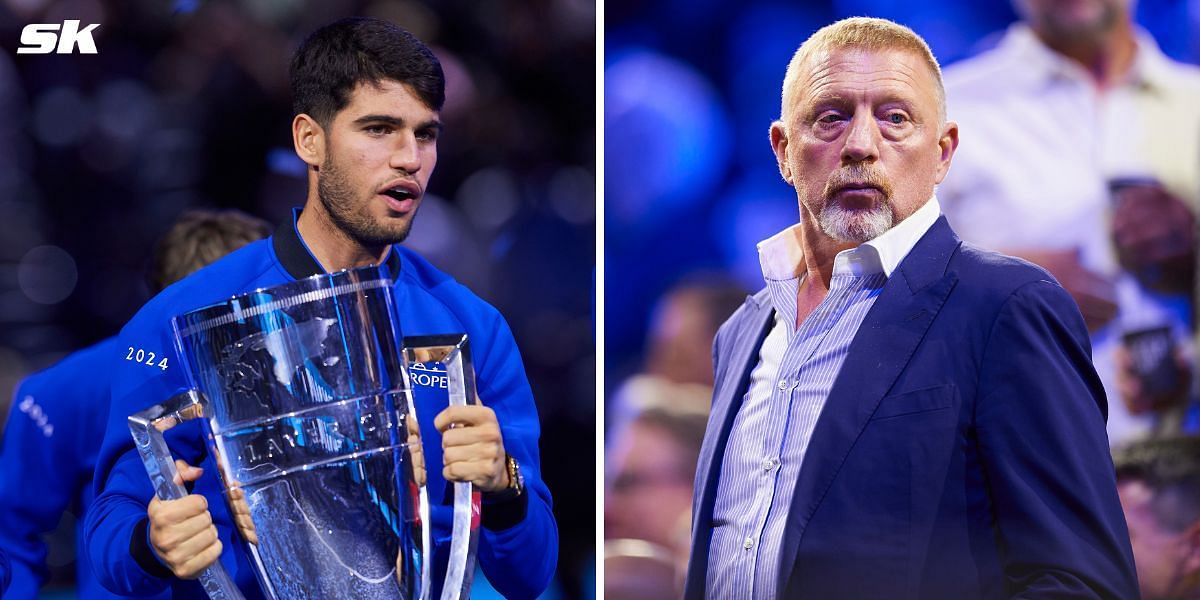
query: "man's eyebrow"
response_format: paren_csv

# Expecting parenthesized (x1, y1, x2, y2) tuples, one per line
(808, 92, 851, 107)
(799, 93, 849, 116)
(351, 114, 444, 131)
(807, 92, 916, 110)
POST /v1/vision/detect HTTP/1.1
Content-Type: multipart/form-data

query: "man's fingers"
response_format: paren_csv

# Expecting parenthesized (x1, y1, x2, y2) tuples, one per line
(237, 515, 258, 545)
(444, 463, 478, 484)
(148, 493, 208, 526)
(442, 442, 508, 492)
(440, 424, 502, 447)
(442, 458, 500, 484)
(165, 520, 219, 561)
(1116, 371, 1141, 404)
(433, 405, 497, 432)
(226, 487, 259, 545)
(148, 494, 222, 580)
(175, 538, 223, 580)
(170, 459, 204, 486)
(442, 442, 504, 466)
(151, 505, 214, 549)
(409, 347, 449, 363)
(434, 403, 508, 491)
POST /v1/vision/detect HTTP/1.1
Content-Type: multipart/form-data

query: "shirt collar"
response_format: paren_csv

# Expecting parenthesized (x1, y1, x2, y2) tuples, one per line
(272, 207, 402, 279)
(1125, 28, 1175, 92)
(757, 196, 942, 283)
(1002, 22, 1172, 93)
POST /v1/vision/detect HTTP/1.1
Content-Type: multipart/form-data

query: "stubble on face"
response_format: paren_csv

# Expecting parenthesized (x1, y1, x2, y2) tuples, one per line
(816, 163, 897, 243)
(1020, 0, 1123, 45)
(317, 151, 417, 247)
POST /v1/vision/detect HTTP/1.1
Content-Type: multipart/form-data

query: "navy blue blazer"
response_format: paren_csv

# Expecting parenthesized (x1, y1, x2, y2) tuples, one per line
(685, 217, 1138, 599)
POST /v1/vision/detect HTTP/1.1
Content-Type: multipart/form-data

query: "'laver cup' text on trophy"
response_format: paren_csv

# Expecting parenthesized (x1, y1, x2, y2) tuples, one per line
(128, 266, 479, 599)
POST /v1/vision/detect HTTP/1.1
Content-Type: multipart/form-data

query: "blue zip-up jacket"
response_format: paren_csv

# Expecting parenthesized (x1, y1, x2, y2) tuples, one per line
(85, 213, 558, 599)
(0, 338, 171, 600)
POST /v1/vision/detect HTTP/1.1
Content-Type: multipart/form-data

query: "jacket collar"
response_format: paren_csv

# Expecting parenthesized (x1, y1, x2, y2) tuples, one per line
(271, 207, 402, 279)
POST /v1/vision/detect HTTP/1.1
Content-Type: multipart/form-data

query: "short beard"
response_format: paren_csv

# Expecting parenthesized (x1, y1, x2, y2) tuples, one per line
(816, 164, 894, 243)
(1032, 1, 1120, 47)
(818, 203, 893, 243)
(317, 156, 415, 247)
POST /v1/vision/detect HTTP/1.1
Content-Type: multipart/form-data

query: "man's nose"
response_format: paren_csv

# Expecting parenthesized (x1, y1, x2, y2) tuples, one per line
(390, 132, 422, 174)
(841, 113, 880, 163)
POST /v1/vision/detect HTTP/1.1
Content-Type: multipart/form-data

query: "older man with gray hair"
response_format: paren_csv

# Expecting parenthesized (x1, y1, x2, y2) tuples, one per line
(685, 17, 1138, 599)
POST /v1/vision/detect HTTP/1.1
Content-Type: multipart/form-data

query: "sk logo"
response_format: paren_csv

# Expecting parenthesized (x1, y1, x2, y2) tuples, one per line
(17, 20, 100, 55)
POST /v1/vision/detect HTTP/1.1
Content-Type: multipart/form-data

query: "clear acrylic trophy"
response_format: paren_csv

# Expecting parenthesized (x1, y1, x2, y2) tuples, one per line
(128, 266, 479, 599)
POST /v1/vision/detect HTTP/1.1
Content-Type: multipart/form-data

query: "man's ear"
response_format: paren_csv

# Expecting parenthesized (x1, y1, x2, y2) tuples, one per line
(933, 120, 959, 185)
(293, 114, 325, 169)
(769, 120, 792, 186)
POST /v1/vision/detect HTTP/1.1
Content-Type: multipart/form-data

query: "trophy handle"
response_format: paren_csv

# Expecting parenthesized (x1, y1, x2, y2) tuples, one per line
(128, 389, 245, 600)
(402, 335, 481, 600)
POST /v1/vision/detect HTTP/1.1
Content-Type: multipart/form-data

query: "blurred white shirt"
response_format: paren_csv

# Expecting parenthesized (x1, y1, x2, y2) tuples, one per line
(940, 23, 1200, 445)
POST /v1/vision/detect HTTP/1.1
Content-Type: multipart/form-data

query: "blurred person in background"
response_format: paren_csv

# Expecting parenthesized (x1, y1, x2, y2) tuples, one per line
(641, 277, 751, 387)
(603, 278, 740, 598)
(939, 0, 1200, 445)
(1114, 436, 1200, 600)
(606, 276, 744, 460)
(606, 394, 709, 559)
(687, 17, 1137, 598)
(86, 18, 557, 599)
(603, 538, 680, 600)
(0, 209, 270, 600)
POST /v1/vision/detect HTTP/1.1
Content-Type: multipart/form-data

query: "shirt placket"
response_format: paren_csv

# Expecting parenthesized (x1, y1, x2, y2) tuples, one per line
(741, 358, 794, 598)
(747, 276, 858, 598)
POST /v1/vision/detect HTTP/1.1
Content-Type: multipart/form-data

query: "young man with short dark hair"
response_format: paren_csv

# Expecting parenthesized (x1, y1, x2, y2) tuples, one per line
(86, 18, 557, 599)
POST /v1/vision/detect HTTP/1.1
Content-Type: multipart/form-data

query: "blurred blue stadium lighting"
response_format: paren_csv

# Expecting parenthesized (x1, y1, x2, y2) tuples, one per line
(32, 88, 91, 148)
(725, 4, 828, 167)
(605, 48, 731, 231)
(710, 166, 800, 289)
(17, 246, 77, 305)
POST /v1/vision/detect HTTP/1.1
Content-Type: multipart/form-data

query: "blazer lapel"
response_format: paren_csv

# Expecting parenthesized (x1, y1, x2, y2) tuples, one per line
(683, 290, 774, 599)
(776, 217, 963, 590)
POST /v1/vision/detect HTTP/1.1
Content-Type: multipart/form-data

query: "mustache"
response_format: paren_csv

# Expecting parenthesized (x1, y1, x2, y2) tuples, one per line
(822, 164, 893, 201)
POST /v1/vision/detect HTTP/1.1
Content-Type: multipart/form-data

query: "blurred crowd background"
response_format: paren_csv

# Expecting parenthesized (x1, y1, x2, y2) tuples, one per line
(605, 0, 1199, 388)
(0, 0, 594, 598)
(605, 0, 1200, 597)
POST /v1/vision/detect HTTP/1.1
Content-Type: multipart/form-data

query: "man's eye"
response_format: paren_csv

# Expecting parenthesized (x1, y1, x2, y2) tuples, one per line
(416, 129, 438, 142)
(365, 125, 390, 135)
(817, 113, 843, 124)
(886, 113, 908, 124)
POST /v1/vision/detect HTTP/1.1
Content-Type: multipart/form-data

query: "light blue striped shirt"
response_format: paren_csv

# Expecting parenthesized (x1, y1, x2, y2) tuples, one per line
(705, 198, 942, 599)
